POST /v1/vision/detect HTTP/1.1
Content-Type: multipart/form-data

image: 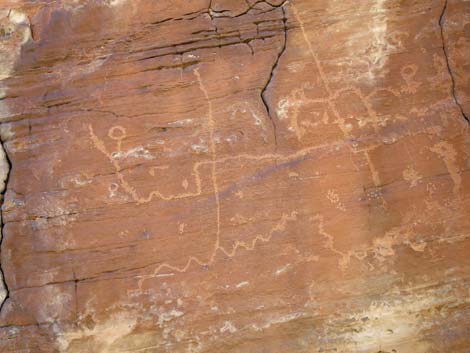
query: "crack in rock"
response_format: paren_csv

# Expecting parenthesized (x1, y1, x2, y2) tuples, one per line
(439, 0, 469, 124)
(0, 134, 10, 311)
(260, 3, 288, 147)
(207, 0, 289, 147)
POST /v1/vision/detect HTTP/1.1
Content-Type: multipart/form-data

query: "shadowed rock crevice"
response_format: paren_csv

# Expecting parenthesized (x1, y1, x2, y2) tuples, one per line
(208, 0, 290, 148)
(0, 135, 11, 312)
(439, 0, 469, 124)
(260, 3, 288, 147)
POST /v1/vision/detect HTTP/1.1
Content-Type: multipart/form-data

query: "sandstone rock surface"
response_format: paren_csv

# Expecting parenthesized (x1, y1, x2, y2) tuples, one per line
(0, 0, 469, 352)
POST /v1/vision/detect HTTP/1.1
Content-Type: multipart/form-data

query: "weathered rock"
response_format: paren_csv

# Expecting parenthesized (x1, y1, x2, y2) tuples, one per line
(0, 0, 469, 352)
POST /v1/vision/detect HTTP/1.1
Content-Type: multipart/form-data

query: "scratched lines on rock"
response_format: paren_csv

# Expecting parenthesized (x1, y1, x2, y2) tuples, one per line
(87, 79, 337, 280)
(84, 3, 416, 280)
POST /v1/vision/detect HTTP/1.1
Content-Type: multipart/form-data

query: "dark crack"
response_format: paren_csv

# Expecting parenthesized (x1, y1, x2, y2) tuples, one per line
(260, 4, 288, 148)
(207, 0, 221, 36)
(439, 0, 469, 124)
(0, 135, 12, 313)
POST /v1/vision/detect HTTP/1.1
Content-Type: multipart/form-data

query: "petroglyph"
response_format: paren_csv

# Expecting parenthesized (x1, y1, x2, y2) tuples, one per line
(403, 165, 422, 188)
(125, 211, 300, 289)
(430, 141, 462, 193)
(326, 189, 347, 211)
(194, 68, 222, 253)
(1, 1, 469, 351)
(86, 61, 336, 282)
(83, 2, 460, 285)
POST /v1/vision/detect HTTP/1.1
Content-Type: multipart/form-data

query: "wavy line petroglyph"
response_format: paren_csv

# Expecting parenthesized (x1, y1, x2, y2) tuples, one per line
(134, 211, 299, 287)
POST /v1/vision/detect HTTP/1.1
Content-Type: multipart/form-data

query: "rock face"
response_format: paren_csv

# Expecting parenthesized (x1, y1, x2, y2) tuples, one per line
(0, 0, 469, 352)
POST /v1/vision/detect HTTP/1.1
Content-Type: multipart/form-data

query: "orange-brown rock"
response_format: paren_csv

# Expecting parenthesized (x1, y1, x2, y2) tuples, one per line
(0, 0, 469, 352)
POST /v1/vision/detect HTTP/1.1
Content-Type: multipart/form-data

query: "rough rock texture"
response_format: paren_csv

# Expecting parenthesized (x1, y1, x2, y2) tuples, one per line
(0, 0, 469, 352)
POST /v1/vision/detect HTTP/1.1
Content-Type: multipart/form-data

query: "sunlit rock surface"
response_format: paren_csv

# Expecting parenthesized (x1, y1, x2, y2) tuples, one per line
(0, 0, 469, 352)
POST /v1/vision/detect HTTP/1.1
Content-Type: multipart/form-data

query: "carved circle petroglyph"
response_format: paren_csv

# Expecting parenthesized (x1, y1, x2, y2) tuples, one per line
(108, 126, 127, 141)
